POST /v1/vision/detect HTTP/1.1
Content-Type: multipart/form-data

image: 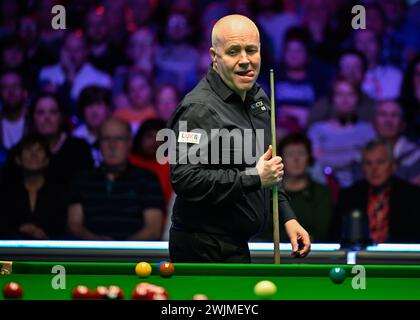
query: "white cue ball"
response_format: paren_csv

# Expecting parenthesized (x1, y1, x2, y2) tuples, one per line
(254, 280, 277, 297)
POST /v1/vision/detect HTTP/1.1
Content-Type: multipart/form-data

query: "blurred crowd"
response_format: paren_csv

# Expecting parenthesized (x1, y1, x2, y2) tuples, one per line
(0, 0, 419, 245)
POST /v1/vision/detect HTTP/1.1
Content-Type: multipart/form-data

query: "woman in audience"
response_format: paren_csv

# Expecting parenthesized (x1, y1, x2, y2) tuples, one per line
(308, 76, 376, 188)
(72, 86, 112, 167)
(0, 134, 66, 239)
(130, 118, 172, 208)
(278, 133, 334, 243)
(113, 71, 157, 134)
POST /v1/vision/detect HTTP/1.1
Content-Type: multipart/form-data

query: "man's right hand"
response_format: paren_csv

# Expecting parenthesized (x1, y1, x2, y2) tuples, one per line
(256, 145, 284, 188)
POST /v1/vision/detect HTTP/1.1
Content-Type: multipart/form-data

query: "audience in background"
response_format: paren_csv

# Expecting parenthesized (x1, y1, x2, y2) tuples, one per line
(336, 139, 420, 244)
(1, 94, 94, 188)
(373, 100, 420, 185)
(156, 84, 180, 121)
(308, 49, 376, 126)
(67, 117, 165, 240)
(400, 54, 420, 141)
(39, 31, 112, 116)
(278, 133, 334, 243)
(254, 0, 298, 66)
(308, 76, 376, 188)
(155, 10, 199, 96)
(72, 86, 112, 167)
(130, 118, 173, 207)
(84, 6, 121, 75)
(354, 29, 403, 101)
(0, 0, 418, 244)
(0, 71, 28, 151)
(275, 27, 329, 130)
(113, 71, 157, 134)
(0, 134, 66, 239)
(113, 27, 157, 101)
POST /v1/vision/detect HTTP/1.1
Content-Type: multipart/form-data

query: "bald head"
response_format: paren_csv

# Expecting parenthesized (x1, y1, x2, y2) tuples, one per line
(211, 15, 260, 49)
(209, 15, 261, 101)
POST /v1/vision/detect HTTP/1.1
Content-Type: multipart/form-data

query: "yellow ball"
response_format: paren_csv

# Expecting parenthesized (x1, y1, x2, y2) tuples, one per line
(254, 280, 277, 297)
(135, 262, 152, 278)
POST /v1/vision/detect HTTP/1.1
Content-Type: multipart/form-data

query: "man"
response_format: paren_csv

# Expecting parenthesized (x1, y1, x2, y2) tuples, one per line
(168, 15, 310, 263)
(84, 6, 121, 75)
(67, 117, 165, 240)
(373, 100, 420, 185)
(337, 139, 420, 244)
(0, 71, 27, 150)
(39, 31, 111, 116)
(307, 49, 376, 126)
(354, 29, 403, 101)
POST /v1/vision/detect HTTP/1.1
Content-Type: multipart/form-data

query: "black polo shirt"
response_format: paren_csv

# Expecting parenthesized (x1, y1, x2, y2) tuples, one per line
(168, 66, 297, 241)
(67, 165, 165, 240)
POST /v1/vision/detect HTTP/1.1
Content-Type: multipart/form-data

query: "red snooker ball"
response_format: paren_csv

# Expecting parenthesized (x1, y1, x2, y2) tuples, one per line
(132, 283, 152, 300)
(92, 286, 109, 299)
(3, 282, 23, 299)
(159, 262, 175, 277)
(107, 285, 124, 300)
(72, 285, 91, 299)
(132, 283, 168, 300)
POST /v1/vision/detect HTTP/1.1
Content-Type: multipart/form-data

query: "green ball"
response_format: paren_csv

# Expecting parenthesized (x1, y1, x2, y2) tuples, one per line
(329, 267, 346, 284)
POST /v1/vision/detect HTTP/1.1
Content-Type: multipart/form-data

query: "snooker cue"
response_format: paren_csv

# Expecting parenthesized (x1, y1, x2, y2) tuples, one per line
(269, 69, 280, 264)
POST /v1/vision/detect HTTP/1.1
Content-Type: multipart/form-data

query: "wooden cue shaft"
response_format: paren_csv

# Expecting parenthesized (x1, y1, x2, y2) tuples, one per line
(269, 69, 280, 264)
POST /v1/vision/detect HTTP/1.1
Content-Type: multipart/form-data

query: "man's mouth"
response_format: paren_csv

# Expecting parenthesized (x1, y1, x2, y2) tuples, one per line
(235, 70, 255, 78)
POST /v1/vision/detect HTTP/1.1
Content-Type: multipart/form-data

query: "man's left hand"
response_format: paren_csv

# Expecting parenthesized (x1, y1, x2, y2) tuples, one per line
(284, 219, 311, 258)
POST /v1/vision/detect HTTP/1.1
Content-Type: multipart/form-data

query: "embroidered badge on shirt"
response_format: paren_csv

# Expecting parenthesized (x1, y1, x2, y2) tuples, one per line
(178, 131, 202, 144)
(249, 100, 267, 115)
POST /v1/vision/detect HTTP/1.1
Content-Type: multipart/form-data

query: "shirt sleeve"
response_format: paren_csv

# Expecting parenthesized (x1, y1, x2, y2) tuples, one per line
(169, 103, 262, 205)
(277, 184, 297, 223)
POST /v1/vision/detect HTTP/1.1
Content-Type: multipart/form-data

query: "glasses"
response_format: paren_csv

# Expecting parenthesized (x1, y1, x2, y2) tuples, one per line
(100, 136, 130, 143)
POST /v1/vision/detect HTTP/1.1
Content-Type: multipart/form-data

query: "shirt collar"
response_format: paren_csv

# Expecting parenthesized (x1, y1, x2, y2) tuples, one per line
(205, 65, 261, 103)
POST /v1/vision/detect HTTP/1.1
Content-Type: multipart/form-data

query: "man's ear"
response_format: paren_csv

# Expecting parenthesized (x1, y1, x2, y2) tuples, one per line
(209, 47, 217, 65)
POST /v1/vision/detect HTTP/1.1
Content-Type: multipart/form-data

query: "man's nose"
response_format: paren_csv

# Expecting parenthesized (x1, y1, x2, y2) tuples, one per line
(238, 51, 250, 65)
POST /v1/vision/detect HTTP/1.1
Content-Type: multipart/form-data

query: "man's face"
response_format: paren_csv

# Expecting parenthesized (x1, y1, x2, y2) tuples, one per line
(157, 86, 179, 120)
(127, 29, 155, 61)
(0, 73, 25, 109)
(333, 81, 358, 115)
(34, 97, 62, 136)
(84, 103, 110, 131)
(18, 143, 49, 172)
(354, 30, 379, 65)
(339, 54, 364, 83)
(282, 143, 309, 177)
(86, 10, 108, 44)
(374, 101, 403, 140)
(100, 121, 132, 167)
(128, 75, 152, 109)
(362, 145, 395, 187)
(284, 40, 308, 70)
(166, 13, 190, 43)
(62, 34, 88, 70)
(210, 25, 260, 99)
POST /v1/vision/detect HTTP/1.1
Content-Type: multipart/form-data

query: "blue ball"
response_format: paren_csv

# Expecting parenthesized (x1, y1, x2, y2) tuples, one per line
(156, 261, 168, 272)
(329, 267, 346, 284)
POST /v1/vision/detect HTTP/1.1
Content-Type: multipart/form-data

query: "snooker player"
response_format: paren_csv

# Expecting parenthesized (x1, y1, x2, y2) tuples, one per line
(167, 14, 311, 263)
